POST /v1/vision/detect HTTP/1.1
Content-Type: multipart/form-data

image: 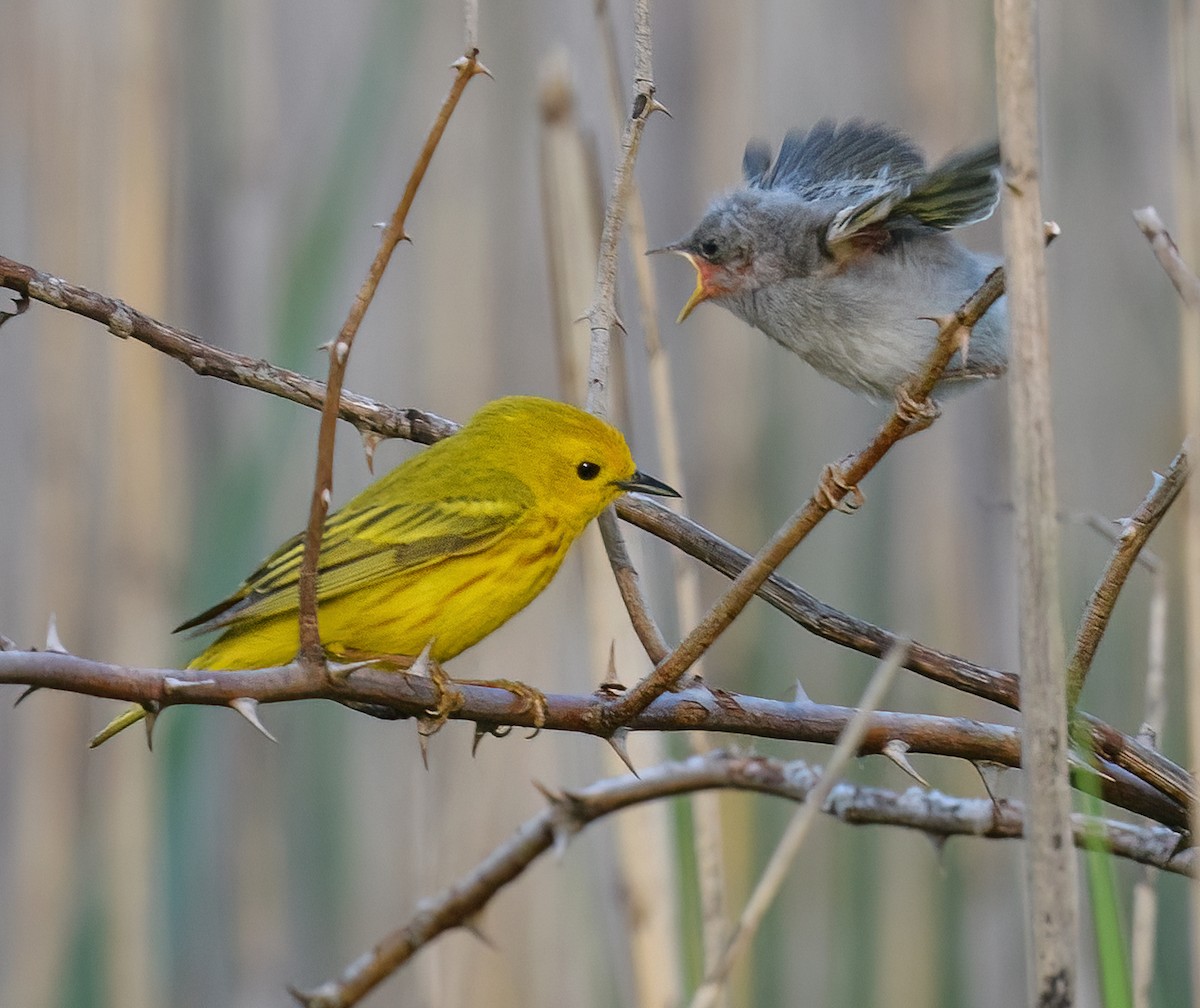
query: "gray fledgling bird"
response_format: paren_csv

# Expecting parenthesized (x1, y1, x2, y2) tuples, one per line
(653, 120, 1006, 401)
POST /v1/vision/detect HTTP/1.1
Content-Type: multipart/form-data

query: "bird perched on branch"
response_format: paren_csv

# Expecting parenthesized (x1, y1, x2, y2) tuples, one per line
(90, 396, 679, 745)
(653, 120, 1007, 403)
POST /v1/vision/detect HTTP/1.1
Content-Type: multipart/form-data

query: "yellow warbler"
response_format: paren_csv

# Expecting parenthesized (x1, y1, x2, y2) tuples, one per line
(91, 396, 678, 745)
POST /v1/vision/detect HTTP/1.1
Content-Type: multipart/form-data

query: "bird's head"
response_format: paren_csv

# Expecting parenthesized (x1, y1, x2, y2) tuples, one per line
(650, 190, 829, 322)
(466, 397, 679, 529)
(648, 194, 761, 322)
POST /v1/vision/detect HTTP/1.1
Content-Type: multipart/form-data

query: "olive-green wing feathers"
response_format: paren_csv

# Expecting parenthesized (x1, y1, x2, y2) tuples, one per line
(176, 485, 532, 636)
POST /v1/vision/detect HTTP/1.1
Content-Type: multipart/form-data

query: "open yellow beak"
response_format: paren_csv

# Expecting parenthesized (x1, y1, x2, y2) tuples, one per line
(676, 264, 710, 323)
(646, 243, 714, 323)
(659, 249, 710, 323)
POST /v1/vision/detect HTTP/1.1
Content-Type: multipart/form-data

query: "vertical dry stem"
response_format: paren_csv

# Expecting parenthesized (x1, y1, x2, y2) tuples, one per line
(994, 0, 1077, 1002)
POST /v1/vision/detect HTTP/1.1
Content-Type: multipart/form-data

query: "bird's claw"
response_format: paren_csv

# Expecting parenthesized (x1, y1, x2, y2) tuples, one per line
(470, 678, 549, 737)
(424, 661, 466, 730)
(817, 461, 864, 513)
(895, 382, 941, 435)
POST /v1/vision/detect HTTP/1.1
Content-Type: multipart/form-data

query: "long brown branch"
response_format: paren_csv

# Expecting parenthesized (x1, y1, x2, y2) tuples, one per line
(0, 647, 1184, 830)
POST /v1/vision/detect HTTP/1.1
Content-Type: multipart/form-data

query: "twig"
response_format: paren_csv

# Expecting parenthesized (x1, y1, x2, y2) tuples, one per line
(597, 509, 671, 662)
(1133, 206, 1200, 312)
(583, 0, 661, 417)
(593, 265, 1008, 736)
(0, 256, 459, 445)
(688, 641, 908, 1008)
(1131, 504, 1170, 1008)
(289, 748, 1191, 1007)
(295, 49, 488, 662)
(1066, 447, 1189, 707)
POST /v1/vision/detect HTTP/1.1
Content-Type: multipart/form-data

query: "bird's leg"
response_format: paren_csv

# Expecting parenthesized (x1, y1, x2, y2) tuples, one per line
(451, 678, 549, 735)
(328, 646, 465, 728)
(324, 647, 544, 732)
(817, 457, 865, 514)
(893, 380, 941, 438)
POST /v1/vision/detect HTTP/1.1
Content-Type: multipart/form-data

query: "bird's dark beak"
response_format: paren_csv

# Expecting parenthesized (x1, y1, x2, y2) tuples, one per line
(616, 470, 681, 498)
(645, 241, 710, 323)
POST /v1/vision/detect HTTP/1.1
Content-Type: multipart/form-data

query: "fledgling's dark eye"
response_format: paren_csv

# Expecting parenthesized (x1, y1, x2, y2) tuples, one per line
(576, 461, 601, 481)
(699, 238, 721, 259)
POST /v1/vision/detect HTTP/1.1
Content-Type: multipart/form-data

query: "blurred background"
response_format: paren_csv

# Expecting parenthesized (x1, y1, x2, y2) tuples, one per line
(0, 0, 1191, 1005)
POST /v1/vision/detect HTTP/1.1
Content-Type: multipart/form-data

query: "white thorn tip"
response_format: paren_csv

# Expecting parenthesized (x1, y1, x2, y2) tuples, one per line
(410, 639, 436, 679)
(142, 707, 159, 750)
(164, 675, 215, 692)
(882, 740, 930, 787)
(44, 614, 66, 653)
(606, 730, 639, 777)
(230, 697, 278, 743)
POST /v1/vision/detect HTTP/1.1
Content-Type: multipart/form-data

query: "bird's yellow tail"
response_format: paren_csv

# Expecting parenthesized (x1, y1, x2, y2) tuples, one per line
(89, 704, 148, 748)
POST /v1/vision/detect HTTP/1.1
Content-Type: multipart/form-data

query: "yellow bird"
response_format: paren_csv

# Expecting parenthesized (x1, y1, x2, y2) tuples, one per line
(91, 396, 678, 745)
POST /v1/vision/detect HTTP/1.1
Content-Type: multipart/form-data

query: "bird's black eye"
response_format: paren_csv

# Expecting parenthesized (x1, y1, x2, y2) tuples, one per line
(699, 238, 720, 259)
(576, 460, 601, 481)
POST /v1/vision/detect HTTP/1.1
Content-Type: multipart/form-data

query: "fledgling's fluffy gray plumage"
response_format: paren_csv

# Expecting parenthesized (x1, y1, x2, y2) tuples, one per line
(656, 120, 1006, 400)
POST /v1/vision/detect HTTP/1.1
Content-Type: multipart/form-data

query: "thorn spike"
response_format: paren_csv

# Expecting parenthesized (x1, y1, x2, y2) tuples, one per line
(360, 431, 383, 475)
(881, 739, 930, 787)
(461, 912, 495, 948)
(972, 760, 1008, 806)
(230, 697, 278, 743)
(409, 639, 437, 679)
(45, 614, 67, 654)
(606, 729, 639, 777)
(142, 704, 159, 751)
(418, 726, 432, 770)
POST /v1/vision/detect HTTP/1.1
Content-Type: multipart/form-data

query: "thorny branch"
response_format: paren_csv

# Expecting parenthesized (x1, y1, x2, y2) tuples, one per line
(583, 0, 662, 418)
(288, 748, 1191, 1007)
(0, 646, 1186, 830)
